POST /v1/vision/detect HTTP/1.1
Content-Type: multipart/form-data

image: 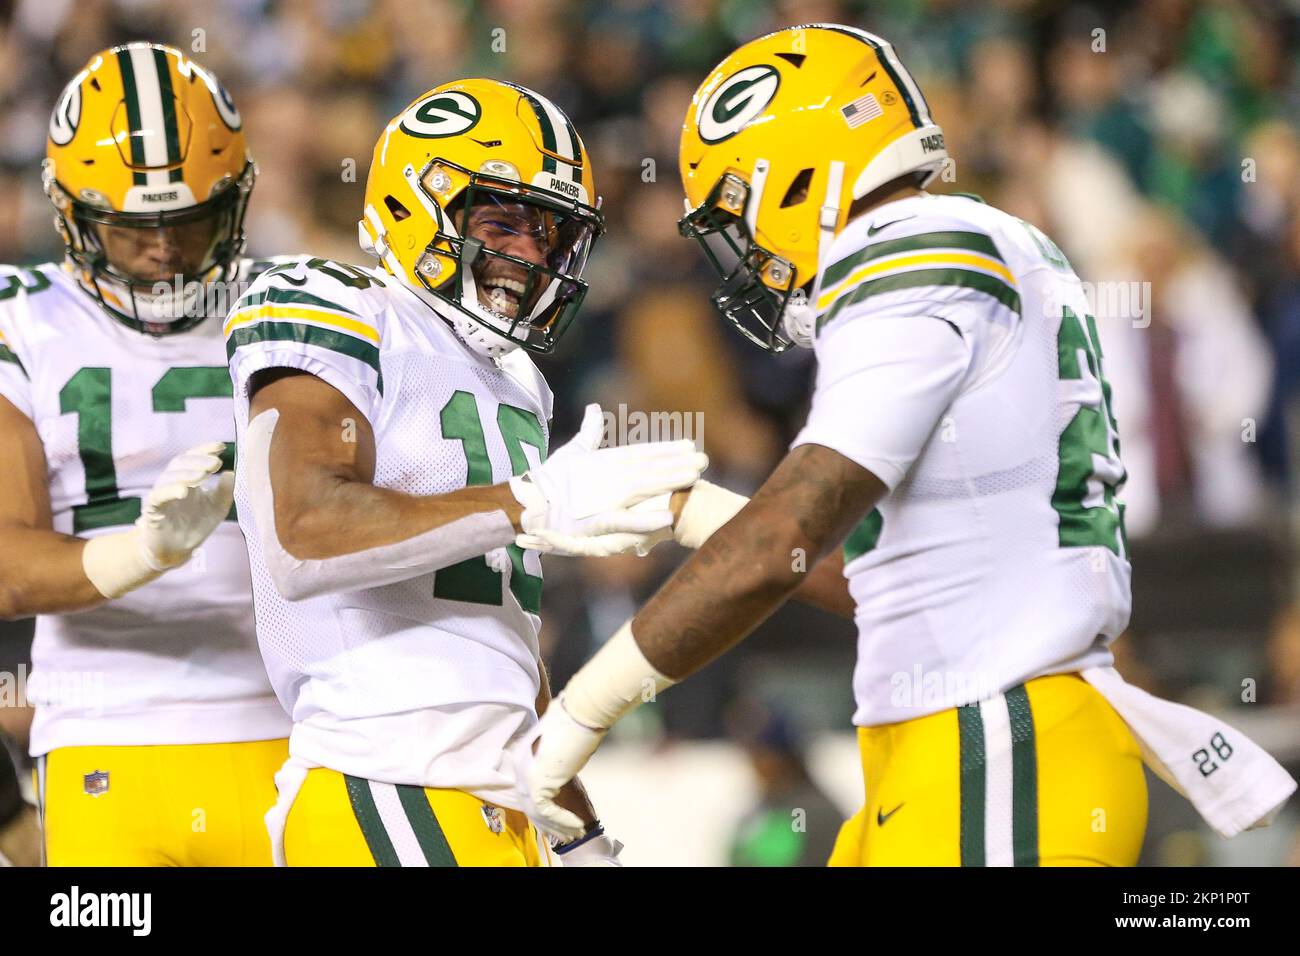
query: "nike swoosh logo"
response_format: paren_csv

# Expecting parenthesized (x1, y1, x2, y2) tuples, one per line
(867, 216, 916, 237)
(279, 273, 308, 286)
(877, 803, 904, 825)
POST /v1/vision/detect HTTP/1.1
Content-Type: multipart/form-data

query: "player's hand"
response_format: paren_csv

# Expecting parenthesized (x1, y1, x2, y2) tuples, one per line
(516, 494, 675, 557)
(510, 404, 707, 551)
(137, 441, 235, 568)
(528, 693, 609, 841)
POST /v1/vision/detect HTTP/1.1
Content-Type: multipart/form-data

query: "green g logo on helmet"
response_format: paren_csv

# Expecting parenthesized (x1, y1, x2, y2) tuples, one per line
(399, 92, 482, 139)
(697, 65, 780, 144)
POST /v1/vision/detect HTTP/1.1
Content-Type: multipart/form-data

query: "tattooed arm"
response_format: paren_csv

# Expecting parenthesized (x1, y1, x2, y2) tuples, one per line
(633, 442, 884, 678)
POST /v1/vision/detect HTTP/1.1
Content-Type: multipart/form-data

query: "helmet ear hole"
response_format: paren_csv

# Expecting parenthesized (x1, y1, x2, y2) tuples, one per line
(780, 168, 814, 208)
(384, 194, 411, 222)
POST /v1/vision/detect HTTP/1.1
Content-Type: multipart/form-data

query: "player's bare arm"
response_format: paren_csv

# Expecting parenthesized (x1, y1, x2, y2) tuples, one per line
(244, 367, 707, 602)
(0, 394, 233, 618)
(0, 395, 98, 617)
(790, 548, 854, 619)
(248, 369, 707, 564)
(248, 367, 527, 558)
(634, 442, 883, 677)
(655, 478, 855, 618)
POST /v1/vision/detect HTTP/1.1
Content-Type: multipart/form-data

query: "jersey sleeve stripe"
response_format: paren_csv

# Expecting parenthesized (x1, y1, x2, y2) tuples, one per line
(226, 320, 382, 379)
(817, 251, 1016, 310)
(816, 267, 1022, 334)
(224, 305, 380, 345)
(822, 230, 1004, 288)
(0, 342, 25, 376)
(237, 286, 366, 317)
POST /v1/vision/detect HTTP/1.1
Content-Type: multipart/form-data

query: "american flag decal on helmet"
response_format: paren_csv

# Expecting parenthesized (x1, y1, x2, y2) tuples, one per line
(841, 93, 883, 128)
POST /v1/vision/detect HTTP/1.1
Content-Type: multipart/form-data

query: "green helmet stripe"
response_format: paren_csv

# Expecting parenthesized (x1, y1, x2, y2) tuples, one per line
(502, 81, 558, 174)
(114, 48, 147, 185)
(819, 24, 923, 129)
(151, 47, 184, 184)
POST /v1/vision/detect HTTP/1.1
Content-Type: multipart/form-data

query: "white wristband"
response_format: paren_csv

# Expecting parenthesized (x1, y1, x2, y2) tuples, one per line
(674, 479, 749, 549)
(562, 620, 677, 731)
(81, 528, 168, 600)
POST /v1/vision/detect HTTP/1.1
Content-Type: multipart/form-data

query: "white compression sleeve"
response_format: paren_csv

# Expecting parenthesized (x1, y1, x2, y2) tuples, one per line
(244, 408, 518, 601)
(674, 479, 750, 549)
(562, 620, 676, 730)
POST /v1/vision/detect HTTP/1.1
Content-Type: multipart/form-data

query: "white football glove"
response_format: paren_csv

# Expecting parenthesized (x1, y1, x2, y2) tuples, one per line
(529, 622, 676, 841)
(511, 404, 707, 555)
(555, 826, 624, 867)
(529, 695, 611, 841)
(520, 479, 750, 558)
(519, 494, 674, 558)
(82, 441, 235, 599)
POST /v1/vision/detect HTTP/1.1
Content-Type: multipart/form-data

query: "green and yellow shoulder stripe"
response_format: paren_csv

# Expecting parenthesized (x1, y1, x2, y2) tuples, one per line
(225, 271, 384, 394)
(815, 227, 1019, 336)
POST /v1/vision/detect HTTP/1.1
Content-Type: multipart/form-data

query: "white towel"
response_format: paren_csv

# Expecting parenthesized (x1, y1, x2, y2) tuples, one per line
(264, 755, 317, 867)
(1082, 666, 1297, 838)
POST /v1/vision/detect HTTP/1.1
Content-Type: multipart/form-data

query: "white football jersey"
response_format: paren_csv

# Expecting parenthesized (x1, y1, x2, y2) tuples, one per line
(0, 260, 291, 755)
(792, 193, 1131, 726)
(226, 257, 553, 808)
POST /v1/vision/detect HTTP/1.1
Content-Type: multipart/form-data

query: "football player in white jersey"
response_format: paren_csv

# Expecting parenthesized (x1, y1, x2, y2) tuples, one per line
(0, 43, 292, 865)
(528, 24, 1157, 866)
(226, 79, 707, 867)
(533, 24, 1298, 864)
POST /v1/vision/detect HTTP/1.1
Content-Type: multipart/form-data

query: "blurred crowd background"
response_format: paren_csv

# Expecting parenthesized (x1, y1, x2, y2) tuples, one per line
(0, 0, 1298, 865)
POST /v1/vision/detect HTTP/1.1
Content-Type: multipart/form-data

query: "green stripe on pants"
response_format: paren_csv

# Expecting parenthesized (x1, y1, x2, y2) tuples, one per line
(1006, 684, 1039, 866)
(957, 703, 985, 866)
(344, 775, 401, 867)
(396, 785, 458, 867)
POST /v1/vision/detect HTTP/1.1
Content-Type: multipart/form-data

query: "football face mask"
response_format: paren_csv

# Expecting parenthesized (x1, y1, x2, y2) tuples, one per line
(679, 172, 803, 353)
(416, 163, 602, 354)
(64, 177, 248, 332)
(79, 194, 238, 285)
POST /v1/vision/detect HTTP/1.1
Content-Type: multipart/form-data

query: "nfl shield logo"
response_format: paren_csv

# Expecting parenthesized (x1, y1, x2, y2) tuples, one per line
(83, 770, 109, 797)
(480, 804, 504, 834)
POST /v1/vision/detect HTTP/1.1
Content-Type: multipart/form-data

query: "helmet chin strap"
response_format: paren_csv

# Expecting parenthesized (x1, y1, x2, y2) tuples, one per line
(782, 159, 844, 349)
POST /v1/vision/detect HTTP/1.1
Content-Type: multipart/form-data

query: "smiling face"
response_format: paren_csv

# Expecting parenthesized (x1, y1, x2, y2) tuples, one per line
(463, 196, 557, 321)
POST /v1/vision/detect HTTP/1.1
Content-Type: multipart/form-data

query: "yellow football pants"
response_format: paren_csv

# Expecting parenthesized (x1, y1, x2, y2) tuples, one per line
(829, 673, 1147, 866)
(36, 738, 289, 866)
(283, 767, 552, 867)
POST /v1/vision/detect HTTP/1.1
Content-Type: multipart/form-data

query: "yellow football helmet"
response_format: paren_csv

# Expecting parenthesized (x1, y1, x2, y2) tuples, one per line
(43, 42, 255, 334)
(679, 24, 948, 351)
(359, 78, 603, 357)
